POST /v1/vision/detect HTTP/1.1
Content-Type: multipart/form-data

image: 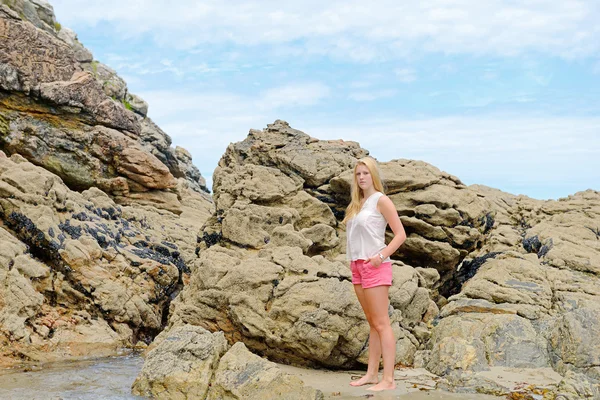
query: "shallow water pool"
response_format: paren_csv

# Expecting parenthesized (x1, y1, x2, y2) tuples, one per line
(0, 353, 144, 400)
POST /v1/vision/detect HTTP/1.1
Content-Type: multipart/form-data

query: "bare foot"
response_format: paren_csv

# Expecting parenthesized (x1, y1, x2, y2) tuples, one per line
(349, 374, 379, 387)
(366, 379, 396, 391)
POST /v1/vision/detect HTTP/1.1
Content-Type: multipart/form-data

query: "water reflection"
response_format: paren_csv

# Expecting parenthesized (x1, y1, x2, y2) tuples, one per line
(0, 353, 145, 400)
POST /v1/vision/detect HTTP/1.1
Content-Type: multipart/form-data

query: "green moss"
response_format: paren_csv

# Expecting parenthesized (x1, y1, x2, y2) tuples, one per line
(91, 60, 99, 74)
(121, 99, 133, 111)
(1, 0, 16, 9)
(54, 21, 62, 32)
(0, 93, 88, 132)
(1, 0, 25, 21)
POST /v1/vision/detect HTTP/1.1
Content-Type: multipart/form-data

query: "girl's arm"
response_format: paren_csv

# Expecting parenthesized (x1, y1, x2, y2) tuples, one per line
(367, 195, 407, 267)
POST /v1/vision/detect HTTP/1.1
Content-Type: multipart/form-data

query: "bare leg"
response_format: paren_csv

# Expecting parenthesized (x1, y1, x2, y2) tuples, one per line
(349, 284, 380, 387)
(364, 285, 396, 391)
(366, 327, 382, 376)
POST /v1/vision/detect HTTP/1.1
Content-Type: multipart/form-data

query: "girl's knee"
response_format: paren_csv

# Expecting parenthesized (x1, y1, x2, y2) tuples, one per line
(371, 319, 391, 333)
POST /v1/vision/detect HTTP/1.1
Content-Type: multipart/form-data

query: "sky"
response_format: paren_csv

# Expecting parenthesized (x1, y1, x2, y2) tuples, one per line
(50, 0, 600, 200)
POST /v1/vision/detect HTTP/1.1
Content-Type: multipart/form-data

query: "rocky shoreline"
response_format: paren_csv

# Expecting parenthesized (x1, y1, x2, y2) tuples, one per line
(1, 1, 599, 399)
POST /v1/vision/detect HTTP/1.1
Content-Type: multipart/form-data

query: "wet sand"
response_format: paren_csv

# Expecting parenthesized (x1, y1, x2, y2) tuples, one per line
(279, 364, 503, 400)
(0, 353, 504, 399)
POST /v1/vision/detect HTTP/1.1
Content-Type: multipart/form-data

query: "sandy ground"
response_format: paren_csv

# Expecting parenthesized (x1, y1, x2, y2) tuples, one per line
(0, 353, 563, 399)
(279, 364, 504, 399)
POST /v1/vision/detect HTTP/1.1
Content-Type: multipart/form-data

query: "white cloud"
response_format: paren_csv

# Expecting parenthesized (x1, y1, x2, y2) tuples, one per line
(482, 70, 497, 80)
(51, 0, 600, 61)
(303, 116, 600, 199)
(460, 96, 496, 108)
(99, 54, 271, 82)
(528, 72, 553, 86)
(100, 57, 185, 77)
(348, 89, 397, 102)
(141, 91, 247, 120)
(511, 93, 536, 103)
(139, 83, 599, 198)
(395, 68, 417, 83)
(349, 81, 372, 89)
(260, 83, 331, 109)
(309, 116, 600, 157)
(141, 83, 331, 132)
(138, 83, 331, 189)
(437, 63, 457, 75)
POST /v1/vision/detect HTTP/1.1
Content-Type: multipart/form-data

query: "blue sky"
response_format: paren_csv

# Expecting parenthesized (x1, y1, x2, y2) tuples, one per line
(50, 0, 600, 200)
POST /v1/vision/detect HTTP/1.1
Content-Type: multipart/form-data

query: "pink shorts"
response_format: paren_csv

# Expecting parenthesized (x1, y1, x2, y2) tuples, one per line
(350, 259, 393, 289)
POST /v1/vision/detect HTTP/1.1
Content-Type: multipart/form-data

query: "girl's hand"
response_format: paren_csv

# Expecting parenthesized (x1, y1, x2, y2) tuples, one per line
(366, 254, 382, 268)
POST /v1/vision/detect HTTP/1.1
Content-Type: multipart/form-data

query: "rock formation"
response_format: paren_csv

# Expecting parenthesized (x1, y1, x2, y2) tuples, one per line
(0, 148, 212, 365)
(164, 121, 440, 371)
(156, 120, 598, 398)
(0, 1, 210, 218)
(423, 187, 600, 398)
(0, 0, 213, 367)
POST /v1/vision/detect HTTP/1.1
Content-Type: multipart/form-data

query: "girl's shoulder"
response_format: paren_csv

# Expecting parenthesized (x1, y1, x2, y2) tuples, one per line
(375, 192, 388, 201)
(375, 193, 394, 208)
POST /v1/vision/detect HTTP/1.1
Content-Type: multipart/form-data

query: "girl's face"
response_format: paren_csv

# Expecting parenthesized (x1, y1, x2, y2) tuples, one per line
(355, 164, 373, 191)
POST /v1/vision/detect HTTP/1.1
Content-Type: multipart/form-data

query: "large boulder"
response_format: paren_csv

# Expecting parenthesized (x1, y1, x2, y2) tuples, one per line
(132, 325, 229, 399)
(201, 121, 364, 256)
(207, 341, 323, 400)
(132, 325, 322, 400)
(184, 121, 599, 396)
(38, 71, 141, 134)
(0, 111, 175, 193)
(0, 0, 214, 368)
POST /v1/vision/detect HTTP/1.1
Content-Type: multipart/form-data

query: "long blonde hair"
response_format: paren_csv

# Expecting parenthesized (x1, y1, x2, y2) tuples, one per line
(342, 157, 385, 224)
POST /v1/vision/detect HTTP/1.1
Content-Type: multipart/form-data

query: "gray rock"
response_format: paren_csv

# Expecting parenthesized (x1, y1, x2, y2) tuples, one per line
(427, 313, 549, 376)
(0, 62, 21, 91)
(132, 325, 229, 399)
(139, 118, 208, 193)
(125, 92, 148, 117)
(272, 224, 312, 254)
(85, 61, 128, 101)
(0, 8, 78, 91)
(207, 342, 323, 400)
(2, 0, 56, 33)
(549, 308, 600, 374)
(301, 223, 339, 252)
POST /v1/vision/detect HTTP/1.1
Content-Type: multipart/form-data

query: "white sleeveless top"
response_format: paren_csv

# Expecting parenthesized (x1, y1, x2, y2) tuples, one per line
(346, 192, 391, 262)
